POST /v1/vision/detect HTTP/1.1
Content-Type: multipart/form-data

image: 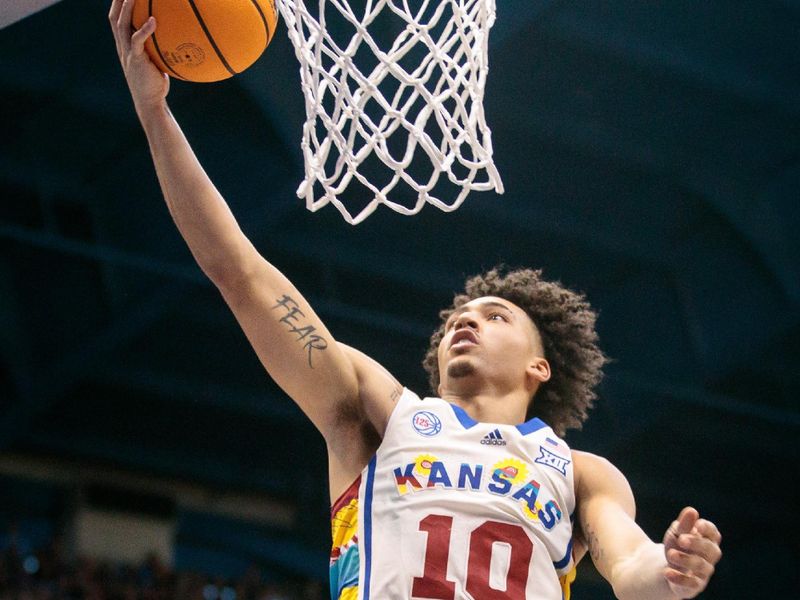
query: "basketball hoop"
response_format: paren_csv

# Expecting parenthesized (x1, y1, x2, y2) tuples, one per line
(275, 0, 504, 224)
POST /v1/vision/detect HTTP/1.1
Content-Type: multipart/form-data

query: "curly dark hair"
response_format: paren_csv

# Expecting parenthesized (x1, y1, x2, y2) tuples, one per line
(422, 267, 608, 436)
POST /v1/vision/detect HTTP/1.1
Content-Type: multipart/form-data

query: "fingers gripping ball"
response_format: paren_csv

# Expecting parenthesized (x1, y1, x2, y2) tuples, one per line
(132, 0, 279, 82)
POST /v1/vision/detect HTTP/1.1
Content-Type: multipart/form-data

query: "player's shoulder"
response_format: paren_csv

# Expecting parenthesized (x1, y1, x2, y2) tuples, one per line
(572, 449, 616, 470)
(337, 342, 403, 436)
(572, 450, 631, 498)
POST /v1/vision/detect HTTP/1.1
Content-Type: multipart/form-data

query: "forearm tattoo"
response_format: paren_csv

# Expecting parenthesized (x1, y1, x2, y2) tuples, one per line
(272, 294, 328, 368)
(583, 519, 604, 564)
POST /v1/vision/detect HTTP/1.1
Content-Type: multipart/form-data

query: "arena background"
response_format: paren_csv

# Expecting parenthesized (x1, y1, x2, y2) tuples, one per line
(1, 1, 798, 598)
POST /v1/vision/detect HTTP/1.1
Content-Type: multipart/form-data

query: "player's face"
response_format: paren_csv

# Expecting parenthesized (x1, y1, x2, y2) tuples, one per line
(437, 296, 549, 395)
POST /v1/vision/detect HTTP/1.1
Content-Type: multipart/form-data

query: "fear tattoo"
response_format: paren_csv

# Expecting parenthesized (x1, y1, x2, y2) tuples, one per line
(272, 294, 328, 368)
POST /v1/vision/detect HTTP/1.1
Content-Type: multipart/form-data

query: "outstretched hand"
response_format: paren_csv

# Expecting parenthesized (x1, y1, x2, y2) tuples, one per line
(662, 506, 722, 598)
(108, 0, 170, 113)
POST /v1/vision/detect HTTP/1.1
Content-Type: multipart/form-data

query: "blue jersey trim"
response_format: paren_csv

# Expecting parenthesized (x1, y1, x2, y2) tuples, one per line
(363, 455, 377, 599)
(449, 402, 479, 429)
(515, 417, 547, 435)
(553, 538, 573, 570)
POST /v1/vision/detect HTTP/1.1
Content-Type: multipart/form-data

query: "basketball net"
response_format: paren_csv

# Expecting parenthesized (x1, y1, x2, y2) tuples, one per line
(275, 0, 504, 224)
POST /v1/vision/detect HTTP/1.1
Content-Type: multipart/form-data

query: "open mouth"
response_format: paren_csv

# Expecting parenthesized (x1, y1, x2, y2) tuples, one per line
(450, 329, 479, 348)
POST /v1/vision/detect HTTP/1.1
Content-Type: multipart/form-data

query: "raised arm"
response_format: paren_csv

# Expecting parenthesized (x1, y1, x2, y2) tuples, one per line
(573, 451, 722, 600)
(108, 0, 400, 456)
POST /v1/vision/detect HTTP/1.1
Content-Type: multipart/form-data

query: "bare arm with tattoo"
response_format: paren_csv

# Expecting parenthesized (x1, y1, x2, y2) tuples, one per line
(573, 451, 722, 600)
(108, 0, 401, 498)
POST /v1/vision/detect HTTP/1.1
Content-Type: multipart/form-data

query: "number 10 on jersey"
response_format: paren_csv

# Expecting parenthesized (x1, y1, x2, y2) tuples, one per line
(412, 514, 534, 599)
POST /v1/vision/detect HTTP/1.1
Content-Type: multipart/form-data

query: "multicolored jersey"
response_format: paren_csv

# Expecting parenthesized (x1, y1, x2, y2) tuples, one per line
(329, 388, 577, 600)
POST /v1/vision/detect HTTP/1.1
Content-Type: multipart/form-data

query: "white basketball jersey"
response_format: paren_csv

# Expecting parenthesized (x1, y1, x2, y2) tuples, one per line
(330, 388, 576, 600)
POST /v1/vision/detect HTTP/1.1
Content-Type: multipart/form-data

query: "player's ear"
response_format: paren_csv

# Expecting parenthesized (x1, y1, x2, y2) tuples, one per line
(527, 357, 551, 386)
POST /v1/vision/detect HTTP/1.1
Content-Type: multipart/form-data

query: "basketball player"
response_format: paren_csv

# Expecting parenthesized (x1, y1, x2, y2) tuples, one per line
(109, 1, 723, 598)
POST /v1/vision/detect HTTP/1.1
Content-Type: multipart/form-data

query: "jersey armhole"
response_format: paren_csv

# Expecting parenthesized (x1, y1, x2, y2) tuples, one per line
(331, 474, 362, 514)
(330, 387, 418, 513)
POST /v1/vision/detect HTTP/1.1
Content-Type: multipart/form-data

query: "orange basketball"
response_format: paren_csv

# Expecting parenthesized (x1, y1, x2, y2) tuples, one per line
(132, 0, 279, 83)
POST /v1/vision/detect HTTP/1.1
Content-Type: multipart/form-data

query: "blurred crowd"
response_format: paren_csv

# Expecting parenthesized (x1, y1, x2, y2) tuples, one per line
(0, 531, 325, 600)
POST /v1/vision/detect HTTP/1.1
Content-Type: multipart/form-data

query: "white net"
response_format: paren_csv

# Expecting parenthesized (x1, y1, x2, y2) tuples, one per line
(275, 0, 504, 224)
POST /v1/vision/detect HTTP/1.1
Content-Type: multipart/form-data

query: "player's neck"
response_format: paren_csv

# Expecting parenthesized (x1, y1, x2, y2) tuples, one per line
(440, 388, 530, 425)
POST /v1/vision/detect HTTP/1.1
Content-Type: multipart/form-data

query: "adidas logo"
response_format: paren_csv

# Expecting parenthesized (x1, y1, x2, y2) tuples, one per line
(480, 429, 507, 446)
